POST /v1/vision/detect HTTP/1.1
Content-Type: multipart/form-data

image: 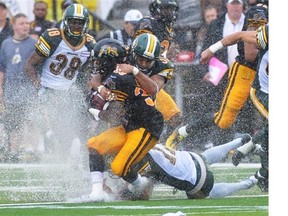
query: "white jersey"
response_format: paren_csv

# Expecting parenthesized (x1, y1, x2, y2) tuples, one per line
(35, 28, 95, 90)
(148, 144, 197, 184)
(256, 24, 269, 94)
(258, 50, 268, 94)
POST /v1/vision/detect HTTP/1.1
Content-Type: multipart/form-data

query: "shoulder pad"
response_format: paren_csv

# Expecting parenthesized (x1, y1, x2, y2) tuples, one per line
(35, 28, 62, 57)
(134, 17, 154, 38)
(152, 56, 174, 81)
(85, 33, 96, 51)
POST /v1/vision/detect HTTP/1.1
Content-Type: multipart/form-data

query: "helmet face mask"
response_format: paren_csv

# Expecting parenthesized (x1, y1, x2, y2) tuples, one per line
(149, 0, 179, 25)
(93, 38, 128, 77)
(131, 33, 160, 73)
(63, 4, 90, 40)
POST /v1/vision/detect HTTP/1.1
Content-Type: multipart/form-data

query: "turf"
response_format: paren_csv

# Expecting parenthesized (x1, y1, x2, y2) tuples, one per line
(0, 163, 268, 216)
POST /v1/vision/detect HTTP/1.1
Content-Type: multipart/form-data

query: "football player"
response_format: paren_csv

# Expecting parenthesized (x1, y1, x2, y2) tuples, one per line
(25, 4, 96, 154)
(166, 2, 268, 149)
(100, 134, 258, 201)
(86, 37, 164, 201)
(132, 0, 183, 141)
(90, 32, 175, 138)
(200, 23, 269, 192)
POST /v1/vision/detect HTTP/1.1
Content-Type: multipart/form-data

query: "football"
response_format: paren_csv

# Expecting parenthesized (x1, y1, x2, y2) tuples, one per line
(90, 91, 109, 110)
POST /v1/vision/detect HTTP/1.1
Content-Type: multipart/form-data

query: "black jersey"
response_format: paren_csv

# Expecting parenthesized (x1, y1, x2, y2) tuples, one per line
(103, 72, 164, 140)
(235, 5, 268, 70)
(134, 17, 174, 53)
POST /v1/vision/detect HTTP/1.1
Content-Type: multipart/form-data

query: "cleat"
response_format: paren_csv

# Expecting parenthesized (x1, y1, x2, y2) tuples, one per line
(245, 175, 258, 189)
(67, 191, 113, 203)
(234, 133, 252, 145)
(253, 144, 262, 155)
(232, 150, 245, 166)
(231, 133, 254, 166)
(255, 171, 268, 192)
(165, 129, 185, 150)
(122, 176, 153, 200)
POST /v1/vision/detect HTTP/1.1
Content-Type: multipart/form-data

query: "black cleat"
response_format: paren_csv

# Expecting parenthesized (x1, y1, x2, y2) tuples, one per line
(232, 150, 245, 166)
(254, 171, 268, 192)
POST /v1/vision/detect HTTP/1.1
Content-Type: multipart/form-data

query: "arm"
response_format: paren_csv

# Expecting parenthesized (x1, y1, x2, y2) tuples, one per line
(25, 51, 46, 89)
(200, 30, 258, 64)
(116, 63, 165, 96)
(89, 73, 115, 101)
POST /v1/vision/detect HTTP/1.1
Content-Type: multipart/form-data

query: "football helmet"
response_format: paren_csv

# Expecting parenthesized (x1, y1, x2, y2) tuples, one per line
(93, 38, 128, 77)
(245, 5, 268, 29)
(149, 0, 179, 25)
(131, 33, 161, 73)
(63, 3, 90, 39)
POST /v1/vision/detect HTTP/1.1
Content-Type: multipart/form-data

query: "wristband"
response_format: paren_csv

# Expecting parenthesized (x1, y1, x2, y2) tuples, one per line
(97, 85, 104, 93)
(209, 41, 224, 54)
(88, 108, 100, 121)
(132, 67, 140, 76)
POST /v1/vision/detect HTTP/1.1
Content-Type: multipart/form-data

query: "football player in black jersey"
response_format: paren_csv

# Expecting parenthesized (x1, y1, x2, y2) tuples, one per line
(86, 37, 164, 201)
(166, 2, 268, 149)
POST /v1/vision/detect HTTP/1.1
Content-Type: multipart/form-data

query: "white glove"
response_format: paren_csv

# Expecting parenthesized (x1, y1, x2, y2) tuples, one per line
(88, 108, 101, 121)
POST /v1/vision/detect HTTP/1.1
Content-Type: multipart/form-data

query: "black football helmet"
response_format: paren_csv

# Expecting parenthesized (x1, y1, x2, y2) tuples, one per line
(149, 0, 179, 25)
(92, 38, 128, 77)
(63, 4, 90, 40)
(245, 5, 268, 29)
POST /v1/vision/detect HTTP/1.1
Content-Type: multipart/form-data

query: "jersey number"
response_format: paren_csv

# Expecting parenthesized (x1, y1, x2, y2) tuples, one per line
(49, 54, 81, 80)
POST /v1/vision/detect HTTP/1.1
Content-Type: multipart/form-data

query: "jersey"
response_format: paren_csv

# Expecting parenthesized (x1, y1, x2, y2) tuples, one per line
(145, 144, 214, 197)
(134, 17, 174, 54)
(146, 55, 174, 83)
(103, 72, 164, 140)
(0, 36, 36, 105)
(30, 19, 55, 37)
(235, 5, 268, 70)
(35, 28, 96, 90)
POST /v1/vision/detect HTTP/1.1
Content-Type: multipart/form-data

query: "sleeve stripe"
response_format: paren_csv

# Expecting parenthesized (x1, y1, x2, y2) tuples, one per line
(36, 36, 51, 56)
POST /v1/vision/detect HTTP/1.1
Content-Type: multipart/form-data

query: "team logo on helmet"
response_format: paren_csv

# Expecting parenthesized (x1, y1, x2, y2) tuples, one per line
(98, 45, 119, 58)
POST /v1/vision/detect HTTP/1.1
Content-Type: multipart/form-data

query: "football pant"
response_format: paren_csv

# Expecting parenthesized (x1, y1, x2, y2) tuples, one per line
(214, 62, 256, 129)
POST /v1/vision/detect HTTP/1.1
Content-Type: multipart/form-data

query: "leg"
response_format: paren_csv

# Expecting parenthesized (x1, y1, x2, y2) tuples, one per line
(209, 175, 257, 198)
(201, 133, 251, 165)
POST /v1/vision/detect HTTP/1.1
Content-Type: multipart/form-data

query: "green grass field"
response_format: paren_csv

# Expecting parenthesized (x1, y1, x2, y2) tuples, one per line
(0, 162, 268, 216)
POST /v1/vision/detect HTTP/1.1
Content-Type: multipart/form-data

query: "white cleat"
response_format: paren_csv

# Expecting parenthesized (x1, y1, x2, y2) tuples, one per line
(67, 190, 113, 203)
(67, 182, 114, 203)
(128, 176, 150, 193)
(244, 175, 258, 189)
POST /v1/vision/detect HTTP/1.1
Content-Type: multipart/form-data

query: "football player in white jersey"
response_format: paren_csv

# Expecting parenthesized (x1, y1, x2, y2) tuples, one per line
(91, 133, 258, 201)
(25, 4, 96, 156)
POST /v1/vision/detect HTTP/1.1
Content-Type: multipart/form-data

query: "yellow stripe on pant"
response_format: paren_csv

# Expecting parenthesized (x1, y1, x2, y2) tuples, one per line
(214, 61, 256, 129)
(111, 128, 157, 177)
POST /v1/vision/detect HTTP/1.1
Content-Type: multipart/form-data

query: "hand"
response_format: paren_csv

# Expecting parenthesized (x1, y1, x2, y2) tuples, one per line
(115, 64, 134, 74)
(88, 108, 101, 121)
(200, 48, 214, 64)
(97, 85, 116, 101)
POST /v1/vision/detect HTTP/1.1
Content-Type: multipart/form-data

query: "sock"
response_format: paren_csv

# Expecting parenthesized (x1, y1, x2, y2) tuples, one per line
(91, 171, 104, 184)
(178, 125, 189, 137)
(237, 140, 254, 154)
(131, 174, 142, 187)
